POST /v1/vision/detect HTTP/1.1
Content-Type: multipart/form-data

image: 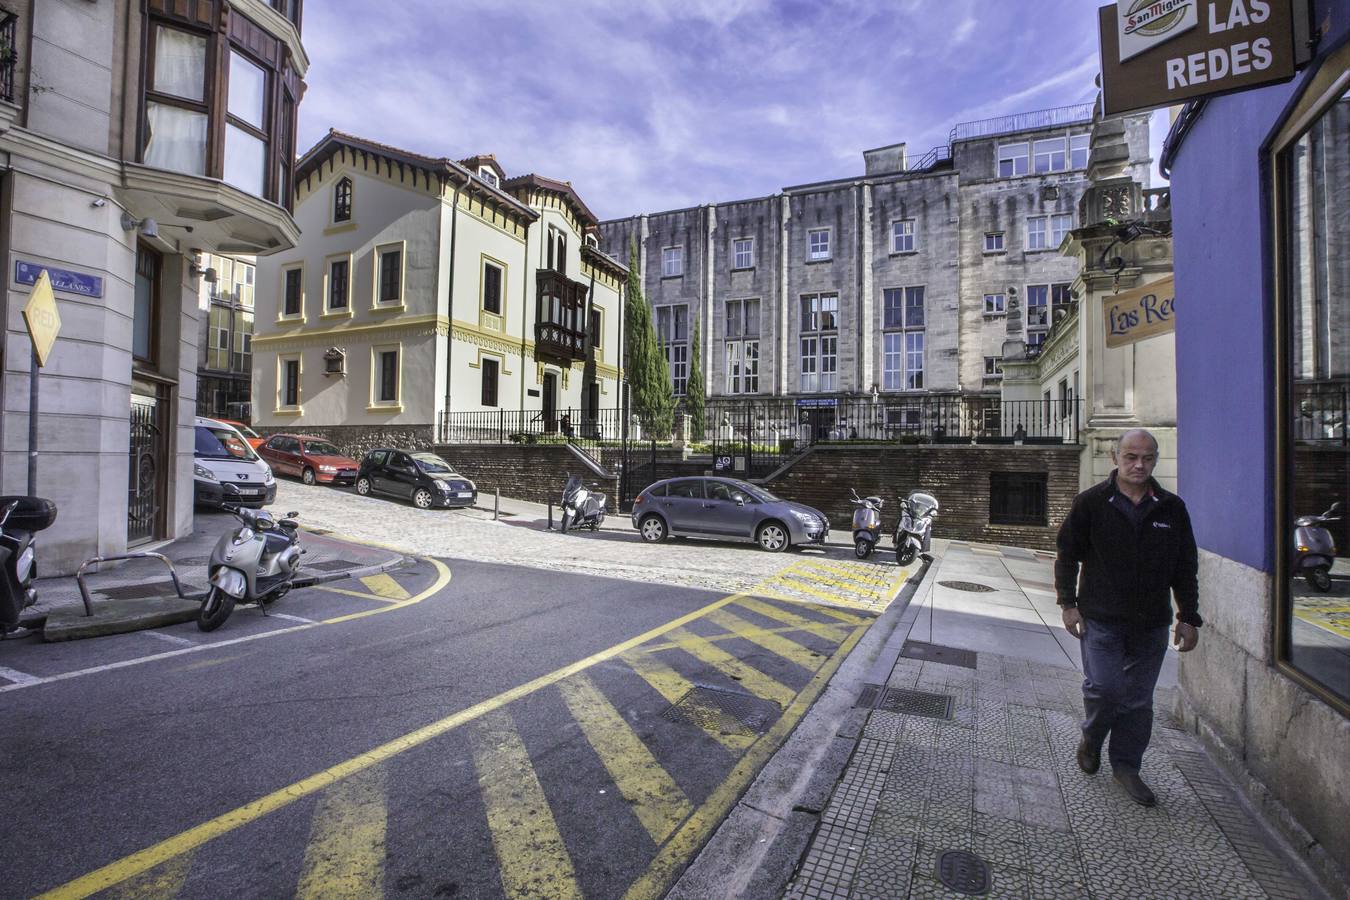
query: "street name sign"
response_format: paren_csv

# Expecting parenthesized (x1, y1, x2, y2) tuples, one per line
(1104, 275, 1176, 349)
(22, 270, 62, 367)
(15, 259, 104, 298)
(1099, 1, 1302, 115)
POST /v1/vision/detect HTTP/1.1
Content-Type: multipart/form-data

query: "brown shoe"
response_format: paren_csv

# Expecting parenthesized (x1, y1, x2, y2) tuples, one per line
(1076, 737, 1101, 775)
(1112, 767, 1157, 807)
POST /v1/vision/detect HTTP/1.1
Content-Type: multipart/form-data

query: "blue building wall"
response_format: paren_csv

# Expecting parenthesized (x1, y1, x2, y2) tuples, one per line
(1169, 0, 1350, 573)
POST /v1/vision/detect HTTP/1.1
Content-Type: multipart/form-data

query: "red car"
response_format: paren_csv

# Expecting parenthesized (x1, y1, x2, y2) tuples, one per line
(258, 434, 360, 486)
(218, 418, 266, 450)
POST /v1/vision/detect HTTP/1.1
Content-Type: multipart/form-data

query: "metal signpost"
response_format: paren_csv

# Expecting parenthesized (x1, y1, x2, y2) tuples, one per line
(22, 269, 62, 495)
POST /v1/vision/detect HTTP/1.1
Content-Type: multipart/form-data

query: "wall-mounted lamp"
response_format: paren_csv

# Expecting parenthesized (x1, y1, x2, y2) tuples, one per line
(120, 212, 159, 238)
(189, 261, 218, 283)
(90, 198, 107, 208)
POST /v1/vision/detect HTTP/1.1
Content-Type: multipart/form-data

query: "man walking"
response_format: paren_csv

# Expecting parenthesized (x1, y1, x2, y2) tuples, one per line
(1055, 429, 1201, 806)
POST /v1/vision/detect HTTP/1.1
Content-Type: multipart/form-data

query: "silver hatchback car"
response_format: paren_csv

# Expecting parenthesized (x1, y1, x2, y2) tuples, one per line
(631, 477, 829, 552)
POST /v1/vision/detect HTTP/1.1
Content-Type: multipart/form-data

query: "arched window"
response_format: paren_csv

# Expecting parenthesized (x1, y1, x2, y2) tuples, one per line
(334, 177, 353, 223)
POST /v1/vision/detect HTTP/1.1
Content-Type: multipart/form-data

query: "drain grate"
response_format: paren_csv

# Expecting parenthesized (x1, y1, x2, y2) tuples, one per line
(877, 687, 954, 719)
(938, 580, 996, 593)
(661, 685, 780, 736)
(937, 849, 990, 895)
(900, 640, 978, 670)
(96, 581, 189, 600)
(854, 683, 884, 709)
(305, 559, 362, 573)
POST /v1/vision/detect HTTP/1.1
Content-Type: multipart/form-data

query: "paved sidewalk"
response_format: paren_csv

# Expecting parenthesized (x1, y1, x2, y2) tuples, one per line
(783, 540, 1326, 900)
(24, 510, 405, 620)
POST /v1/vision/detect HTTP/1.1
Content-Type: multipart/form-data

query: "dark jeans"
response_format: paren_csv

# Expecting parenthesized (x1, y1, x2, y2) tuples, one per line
(1080, 618, 1169, 771)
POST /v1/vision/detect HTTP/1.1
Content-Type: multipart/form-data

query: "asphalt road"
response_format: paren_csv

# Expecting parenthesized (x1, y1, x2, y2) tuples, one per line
(1, 553, 879, 899)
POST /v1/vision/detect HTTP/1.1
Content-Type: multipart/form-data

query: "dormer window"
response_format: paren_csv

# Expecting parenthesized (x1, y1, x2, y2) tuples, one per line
(478, 166, 499, 188)
(333, 177, 353, 222)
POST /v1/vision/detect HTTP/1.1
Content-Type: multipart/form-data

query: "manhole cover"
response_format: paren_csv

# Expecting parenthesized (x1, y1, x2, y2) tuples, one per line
(938, 580, 996, 593)
(661, 685, 780, 736)
(901, 640, 978, 670)
(305, 559, 362, 573)
(937, 849, 990, 895)
(877, 688, 954, 719)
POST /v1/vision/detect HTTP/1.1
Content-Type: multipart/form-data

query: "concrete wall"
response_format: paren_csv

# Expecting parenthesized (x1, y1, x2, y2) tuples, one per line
(432, 443, 616, 506)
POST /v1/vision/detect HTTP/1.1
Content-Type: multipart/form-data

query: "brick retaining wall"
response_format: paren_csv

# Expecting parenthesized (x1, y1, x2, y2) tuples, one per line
(432, 444, 617, 506)
(255, 424, 435, 460)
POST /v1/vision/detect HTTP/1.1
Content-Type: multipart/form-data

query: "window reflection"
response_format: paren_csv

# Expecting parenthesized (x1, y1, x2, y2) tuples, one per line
(1285, 89, 1350, 702)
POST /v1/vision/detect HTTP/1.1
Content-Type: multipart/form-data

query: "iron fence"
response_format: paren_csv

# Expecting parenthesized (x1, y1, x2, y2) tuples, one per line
(948, 103, 1095, 144)
(1294, 381, 1350, 444)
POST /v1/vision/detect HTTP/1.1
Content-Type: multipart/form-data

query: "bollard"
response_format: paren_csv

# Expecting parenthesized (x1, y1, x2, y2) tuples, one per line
(547, 500, 553, 530)
(493, 488, 500, 521)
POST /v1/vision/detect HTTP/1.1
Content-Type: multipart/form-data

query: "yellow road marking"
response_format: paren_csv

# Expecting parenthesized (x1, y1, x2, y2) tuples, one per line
(316, 584, 403, 603)
(796, 568, 888, 598)
(662, 626, 797, 707)
(620, 651, 754, 752)
(37, 591, 739, 899)
(558, 674, 694, 844)
(733, 597, 852, 642)
(321, 559, 451, 625)
(773, 572, 875, 609)
(105, 854, 192, 899)
(744, 590, 873, 625)
(799, 559, 891, 583)
(296, 768, 387, 899)
(641, 621, 841, 653)
(624, 622, 870, 899)
(359, 573, 412, 601)
(706, 609, 826, 672)
(470, 710, 583, 899)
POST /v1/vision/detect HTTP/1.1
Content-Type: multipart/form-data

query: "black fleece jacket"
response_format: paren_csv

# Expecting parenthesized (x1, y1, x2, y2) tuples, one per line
(1055, 472, 1202, 629)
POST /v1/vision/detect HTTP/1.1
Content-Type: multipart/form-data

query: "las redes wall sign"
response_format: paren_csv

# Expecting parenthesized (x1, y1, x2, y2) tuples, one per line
(1099, 1, 1300, 116)
(1104, 275, 1176, 349)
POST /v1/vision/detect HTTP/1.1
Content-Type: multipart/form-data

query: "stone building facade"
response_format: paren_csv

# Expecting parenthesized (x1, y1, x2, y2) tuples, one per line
(597, 105, 1152, 434)
(0, 0, 307, 573)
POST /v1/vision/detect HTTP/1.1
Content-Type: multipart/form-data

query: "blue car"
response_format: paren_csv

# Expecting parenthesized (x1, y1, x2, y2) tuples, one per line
(631, 476, 828, 552)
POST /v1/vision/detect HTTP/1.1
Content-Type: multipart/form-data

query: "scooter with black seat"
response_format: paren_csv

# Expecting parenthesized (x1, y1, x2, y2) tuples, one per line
(0, 496, 58, 633)
(200, 505, 304, 631)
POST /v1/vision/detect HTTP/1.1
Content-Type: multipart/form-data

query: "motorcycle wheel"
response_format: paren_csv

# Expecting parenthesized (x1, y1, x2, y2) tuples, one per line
(1307, 567, 1333, 592)
(855, 537, 874, 559)
(897, 545, 917, 566)
(197, 587, 236, 632)
(560, 511, 571, 533)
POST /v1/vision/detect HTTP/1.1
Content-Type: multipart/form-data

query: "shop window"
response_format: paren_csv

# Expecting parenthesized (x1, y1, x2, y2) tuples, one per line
(990, 472, 1047, 526)
(133, 245, 161, 364)
(1277, 80, 1350, 706)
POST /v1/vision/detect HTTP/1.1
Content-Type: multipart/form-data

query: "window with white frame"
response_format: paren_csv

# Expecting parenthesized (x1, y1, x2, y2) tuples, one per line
(279, 356, 301, 409)
(882, 287, 925, 389)
(1028, 331, 1047, 353)
(1027, 216, 1048, 250)
(326, 256, 350, 312)
(998, 142, 1029, 177)
(733, 237, 754, 270)
(281, 266, 303, 318)
(1051, 213, 1072, 247)
(1070, 134, 1090, 169)
(333, 177, 352, 223)
(478, 166, 499, 188)
(807, 228, 831, 261)
(984, 232, 1005, 252)
(1026, 284, 1050, 328)
(892, 219, 916, 253)
(1033, 138, 1067, 173)
(656, 304, 689, 395)
(482, 260, 503, 315)
(799, 293, 838, 392)
(372, 347, 400, 405)
(376, 245, 403, 306)
(984, 356, 1003, 377)
(662, 246, 683, 278)
(984, 292, 1005, 315)
(725, 298, 759, 394)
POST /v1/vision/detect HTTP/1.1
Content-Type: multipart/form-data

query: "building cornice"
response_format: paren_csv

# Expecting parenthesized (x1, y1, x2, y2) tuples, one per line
(254, 313, 448, 350)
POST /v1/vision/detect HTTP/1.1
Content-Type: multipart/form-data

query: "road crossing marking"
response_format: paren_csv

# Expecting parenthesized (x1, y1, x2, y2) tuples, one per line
(267, 612, 316, 624)
(734, 596, 854, 641)
(772, 570, 879, 609)
(296, 768, 387, 899)
(558, 673, 694, 844)
(0, 664, 41, 685)
(470, 709, 583, 899)
(620, 650, 755, 752)
(662, 626, 798, 707)
(140, 630, 195, 647)
(705, 609, 826, 672)
(358, 573, 412, 601)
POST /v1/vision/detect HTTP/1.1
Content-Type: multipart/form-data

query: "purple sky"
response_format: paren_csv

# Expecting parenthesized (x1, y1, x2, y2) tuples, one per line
(298, 0, 1164, 222)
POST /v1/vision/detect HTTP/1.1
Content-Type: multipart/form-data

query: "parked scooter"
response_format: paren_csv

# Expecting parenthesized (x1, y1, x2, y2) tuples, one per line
(560, 475, 607, 533)
(1294, 501, 1340, 592)
(850, 489, 885, 559)
(895, 491, 939, 566)
(200, 505, 304, 631)
(0, 496, 58, 631)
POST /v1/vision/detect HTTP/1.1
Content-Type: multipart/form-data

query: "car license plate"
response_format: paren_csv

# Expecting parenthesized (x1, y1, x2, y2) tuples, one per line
(456, 491, 472, 498)
(240, 488, 262, 496)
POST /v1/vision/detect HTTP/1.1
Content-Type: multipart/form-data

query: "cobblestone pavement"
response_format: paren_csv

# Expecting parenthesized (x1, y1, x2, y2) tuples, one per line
(783, 544, 1324, 900)
(276, 481, 918, 609)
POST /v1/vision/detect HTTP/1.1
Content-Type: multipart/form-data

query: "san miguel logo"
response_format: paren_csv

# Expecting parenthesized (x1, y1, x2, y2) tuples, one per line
(1117, 0, 1198, 61)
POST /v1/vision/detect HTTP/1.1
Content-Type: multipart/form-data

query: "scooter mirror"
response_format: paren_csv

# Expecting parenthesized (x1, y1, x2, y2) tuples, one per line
(286, 511, 300, 518)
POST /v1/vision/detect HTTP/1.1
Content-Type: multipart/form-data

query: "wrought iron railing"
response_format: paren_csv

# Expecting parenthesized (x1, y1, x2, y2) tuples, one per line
(949, 103, 1095, 144)
(0, 12, 17, 104)
(1294, 381, 1350, 445)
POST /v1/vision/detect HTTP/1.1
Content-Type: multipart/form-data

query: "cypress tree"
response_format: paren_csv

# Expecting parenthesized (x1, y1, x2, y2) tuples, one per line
(686, 317, 706, 440)
(625, 239, 670, 437)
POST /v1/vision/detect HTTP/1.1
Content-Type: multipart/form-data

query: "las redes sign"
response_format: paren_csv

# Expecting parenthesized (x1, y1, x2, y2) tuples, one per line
(1104, 275, 1176, 349)
(1099, 0, 1300, 116)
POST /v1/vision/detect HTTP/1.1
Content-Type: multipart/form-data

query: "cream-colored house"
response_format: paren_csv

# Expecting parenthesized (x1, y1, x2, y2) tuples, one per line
(252, 132, 626, 452)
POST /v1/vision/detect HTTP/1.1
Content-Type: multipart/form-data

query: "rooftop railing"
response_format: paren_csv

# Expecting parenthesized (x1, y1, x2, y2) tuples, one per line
(949, 103, 1095, 144)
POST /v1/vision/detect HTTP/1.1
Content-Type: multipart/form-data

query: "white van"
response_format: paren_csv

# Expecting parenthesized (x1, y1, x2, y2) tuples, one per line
(193, 416, 276, 508)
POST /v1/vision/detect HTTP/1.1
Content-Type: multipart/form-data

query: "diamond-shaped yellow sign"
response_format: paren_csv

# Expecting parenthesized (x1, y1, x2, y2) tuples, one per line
(23, 270, 61, 368)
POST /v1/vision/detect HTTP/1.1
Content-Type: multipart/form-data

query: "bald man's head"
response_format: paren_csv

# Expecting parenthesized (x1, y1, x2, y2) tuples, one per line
(1112, 429, 1159, 490)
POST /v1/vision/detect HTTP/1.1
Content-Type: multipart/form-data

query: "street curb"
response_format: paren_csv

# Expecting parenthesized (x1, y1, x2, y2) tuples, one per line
(668, 555, 934, 899)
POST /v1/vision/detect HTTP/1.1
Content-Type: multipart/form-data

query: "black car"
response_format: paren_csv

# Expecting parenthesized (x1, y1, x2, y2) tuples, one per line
(355, 449, 477, 509)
